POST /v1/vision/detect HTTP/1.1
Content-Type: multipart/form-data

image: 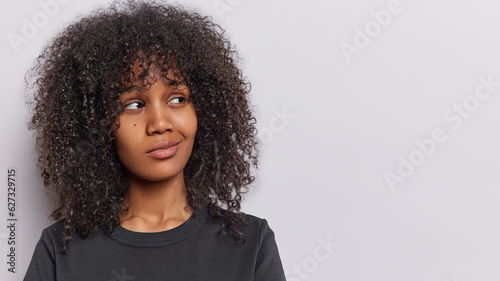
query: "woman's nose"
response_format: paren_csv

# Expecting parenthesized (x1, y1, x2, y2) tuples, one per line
(146, 103, 173, 135)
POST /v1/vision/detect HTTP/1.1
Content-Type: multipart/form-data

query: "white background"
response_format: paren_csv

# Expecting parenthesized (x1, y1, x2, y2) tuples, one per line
(2, 0, 500, 280)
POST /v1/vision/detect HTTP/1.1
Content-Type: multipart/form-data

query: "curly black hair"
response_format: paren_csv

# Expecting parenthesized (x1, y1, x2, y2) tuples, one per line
(26, 0, 260, 253)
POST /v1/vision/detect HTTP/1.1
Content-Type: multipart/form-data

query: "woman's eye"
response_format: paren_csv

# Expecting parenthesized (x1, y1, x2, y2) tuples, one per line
(169, 96, 186, 104)
(124, 101, 144, 110)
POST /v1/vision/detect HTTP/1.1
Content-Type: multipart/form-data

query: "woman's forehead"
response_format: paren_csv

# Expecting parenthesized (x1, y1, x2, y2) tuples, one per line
(123, 58, 186, 91)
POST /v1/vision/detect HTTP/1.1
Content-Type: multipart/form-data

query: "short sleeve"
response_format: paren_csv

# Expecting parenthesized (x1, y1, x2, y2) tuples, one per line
(254, 219, 286, 281)
(23, 227, 57, 281)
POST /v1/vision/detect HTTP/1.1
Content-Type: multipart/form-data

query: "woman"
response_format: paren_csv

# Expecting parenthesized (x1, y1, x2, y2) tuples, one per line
(23, 1, 286, 280)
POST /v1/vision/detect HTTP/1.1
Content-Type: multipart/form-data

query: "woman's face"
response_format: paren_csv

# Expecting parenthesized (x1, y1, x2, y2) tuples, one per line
(113, 67, 197, 183)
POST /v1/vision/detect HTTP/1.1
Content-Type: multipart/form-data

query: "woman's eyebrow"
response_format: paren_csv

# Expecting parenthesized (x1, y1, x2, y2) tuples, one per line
(121, 78, 187, 95)
(128, 85, 144, 92)
(121, 85, 145, 96)
(119, 86, 143, 101)
(168, 79, 187, 86)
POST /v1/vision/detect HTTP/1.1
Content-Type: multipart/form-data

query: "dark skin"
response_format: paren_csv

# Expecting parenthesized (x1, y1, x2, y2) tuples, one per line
(113, 64, 197, 233)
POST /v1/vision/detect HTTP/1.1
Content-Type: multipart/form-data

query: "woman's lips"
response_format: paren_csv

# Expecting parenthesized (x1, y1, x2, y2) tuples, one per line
(146, 140, 181, 159)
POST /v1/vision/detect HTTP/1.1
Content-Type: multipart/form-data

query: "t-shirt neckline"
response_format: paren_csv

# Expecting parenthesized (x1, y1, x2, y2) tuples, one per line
(110, 206, 207, 248)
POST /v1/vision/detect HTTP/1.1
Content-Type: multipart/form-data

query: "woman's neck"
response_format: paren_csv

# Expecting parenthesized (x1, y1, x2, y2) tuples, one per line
(119, 170, 193, 232)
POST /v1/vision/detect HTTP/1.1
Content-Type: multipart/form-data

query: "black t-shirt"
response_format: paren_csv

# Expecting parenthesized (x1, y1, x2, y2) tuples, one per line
(23, 207, 286, 281)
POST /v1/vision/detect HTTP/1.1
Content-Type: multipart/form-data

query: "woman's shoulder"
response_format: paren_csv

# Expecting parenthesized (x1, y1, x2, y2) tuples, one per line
(29, 219, 67, 256)
(203, 208, 277, 238)
(244, 212, 271, 227)
(38, 219, 103, 243)
(201, 207, 272, 228)
(39, 219, 66, 240)
(243, 212, 278, 238)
